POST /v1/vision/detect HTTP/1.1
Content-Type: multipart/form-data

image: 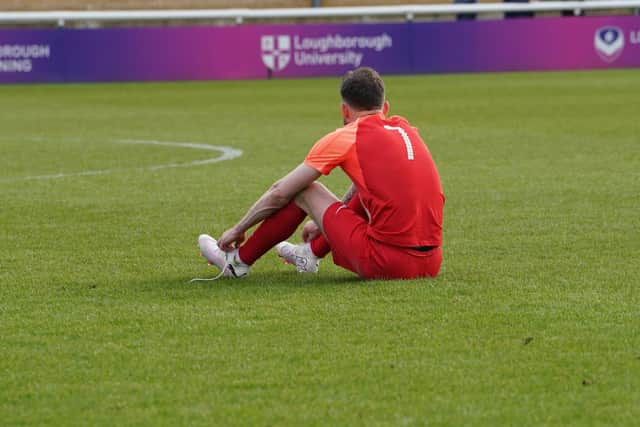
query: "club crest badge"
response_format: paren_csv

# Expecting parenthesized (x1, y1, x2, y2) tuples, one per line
(594, 26, 625, 63)
(261, 35, 291, 71)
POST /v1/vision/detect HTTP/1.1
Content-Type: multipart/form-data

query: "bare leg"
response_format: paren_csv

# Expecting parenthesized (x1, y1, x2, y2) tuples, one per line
(237, 183, 339, 266)
(293, 182, 341, 234)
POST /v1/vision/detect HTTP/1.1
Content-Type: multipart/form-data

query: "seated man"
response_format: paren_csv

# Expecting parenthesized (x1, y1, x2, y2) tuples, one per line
(198, 67, 444, 280)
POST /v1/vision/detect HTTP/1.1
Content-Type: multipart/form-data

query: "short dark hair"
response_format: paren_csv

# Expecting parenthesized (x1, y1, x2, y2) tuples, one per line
(340, 67, 385, 111)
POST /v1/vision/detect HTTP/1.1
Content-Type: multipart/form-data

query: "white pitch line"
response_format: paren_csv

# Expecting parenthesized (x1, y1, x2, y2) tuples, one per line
(0, 139, 243, 183)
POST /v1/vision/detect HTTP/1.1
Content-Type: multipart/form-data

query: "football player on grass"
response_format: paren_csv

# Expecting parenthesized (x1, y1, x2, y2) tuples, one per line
(198, 67, 444, 280)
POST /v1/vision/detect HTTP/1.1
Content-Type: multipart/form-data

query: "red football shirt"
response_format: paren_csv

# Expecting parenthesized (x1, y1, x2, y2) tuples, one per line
(305, 112, 444, 248)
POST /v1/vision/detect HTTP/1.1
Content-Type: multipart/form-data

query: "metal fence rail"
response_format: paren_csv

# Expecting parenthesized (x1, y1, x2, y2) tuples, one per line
(0, 0, 639, 26)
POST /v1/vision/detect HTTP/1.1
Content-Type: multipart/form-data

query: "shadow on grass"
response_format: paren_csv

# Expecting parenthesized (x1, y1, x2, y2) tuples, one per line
(47, 268, 444, 300)
(133, 270, 367, 295)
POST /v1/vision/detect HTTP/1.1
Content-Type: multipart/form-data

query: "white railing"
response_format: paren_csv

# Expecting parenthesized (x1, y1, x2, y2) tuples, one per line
(0, 1, 639, 26)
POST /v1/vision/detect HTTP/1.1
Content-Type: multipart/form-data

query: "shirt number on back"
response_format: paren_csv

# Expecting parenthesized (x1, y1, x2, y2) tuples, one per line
(384, 125, 414, 160)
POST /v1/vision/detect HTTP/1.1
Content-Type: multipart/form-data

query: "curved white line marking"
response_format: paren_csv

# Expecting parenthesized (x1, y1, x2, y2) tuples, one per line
(1, 139, 243, 183)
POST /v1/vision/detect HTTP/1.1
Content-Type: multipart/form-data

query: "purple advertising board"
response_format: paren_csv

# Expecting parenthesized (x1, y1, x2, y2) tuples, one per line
(0, 15, 639, 84)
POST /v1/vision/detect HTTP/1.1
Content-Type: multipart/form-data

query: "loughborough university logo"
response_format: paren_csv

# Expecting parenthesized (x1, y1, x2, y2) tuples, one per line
(261, 35, 291, 71)
(594, 26, 625, 63)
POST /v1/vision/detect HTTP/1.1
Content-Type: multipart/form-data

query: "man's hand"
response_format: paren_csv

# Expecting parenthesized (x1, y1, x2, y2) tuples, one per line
(301, 220, 322, 242)
(218, 227, 246, 252)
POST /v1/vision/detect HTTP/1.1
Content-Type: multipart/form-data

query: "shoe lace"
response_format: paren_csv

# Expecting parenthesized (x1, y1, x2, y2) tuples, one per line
(189, 265, 228, 283)
(189, 250, 231, 282)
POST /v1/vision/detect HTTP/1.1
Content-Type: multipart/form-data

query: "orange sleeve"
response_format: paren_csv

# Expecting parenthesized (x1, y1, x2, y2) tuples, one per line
(304, 123, 357, 175)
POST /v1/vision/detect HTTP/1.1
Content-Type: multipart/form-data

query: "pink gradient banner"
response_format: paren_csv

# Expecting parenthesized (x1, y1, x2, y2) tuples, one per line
(0, 16, 639, 84)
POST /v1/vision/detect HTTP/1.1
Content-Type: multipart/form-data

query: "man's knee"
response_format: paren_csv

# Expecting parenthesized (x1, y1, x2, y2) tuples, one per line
(295, 182, 326, 206)
(294, 182, 339, 227)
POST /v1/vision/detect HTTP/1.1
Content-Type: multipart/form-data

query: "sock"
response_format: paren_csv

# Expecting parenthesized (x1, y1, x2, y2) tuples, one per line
(310, 235, 331, 258)
(238, 201, 306, 265)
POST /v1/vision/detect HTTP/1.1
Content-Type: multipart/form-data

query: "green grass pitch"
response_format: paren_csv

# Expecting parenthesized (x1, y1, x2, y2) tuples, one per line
(1, 70, 639, 426)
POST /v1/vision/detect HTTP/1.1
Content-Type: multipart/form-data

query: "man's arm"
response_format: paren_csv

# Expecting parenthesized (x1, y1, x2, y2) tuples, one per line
(341, 184, 357, 204)
(217, 163, 321, 251)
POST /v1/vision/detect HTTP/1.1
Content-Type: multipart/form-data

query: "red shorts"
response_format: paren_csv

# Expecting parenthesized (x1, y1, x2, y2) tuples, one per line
(322, 202, 442, 280)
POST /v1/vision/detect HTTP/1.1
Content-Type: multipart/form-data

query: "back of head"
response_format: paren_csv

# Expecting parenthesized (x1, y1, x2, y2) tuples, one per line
(340, 67, 385, 111)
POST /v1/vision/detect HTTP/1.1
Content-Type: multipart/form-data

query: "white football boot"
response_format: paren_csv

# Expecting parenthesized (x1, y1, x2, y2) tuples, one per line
(198, 234, 249, 278)
(275, 241, 319, 273)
